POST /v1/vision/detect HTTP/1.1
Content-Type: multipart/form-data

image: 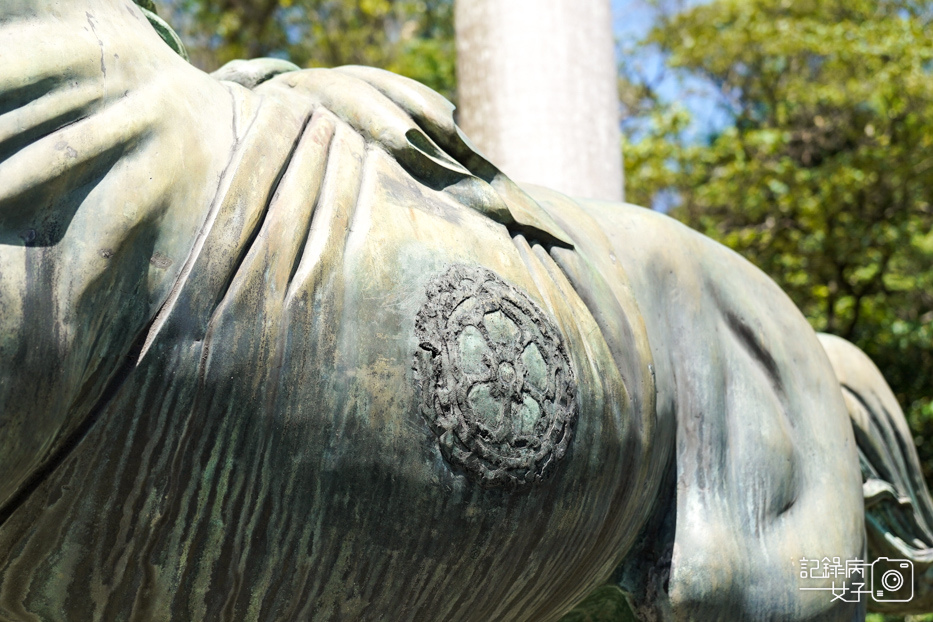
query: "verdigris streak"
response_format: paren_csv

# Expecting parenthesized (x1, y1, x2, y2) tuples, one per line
(2, 1, 933, 621)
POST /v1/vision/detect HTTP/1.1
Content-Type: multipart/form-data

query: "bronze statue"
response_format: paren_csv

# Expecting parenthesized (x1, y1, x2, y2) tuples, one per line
(1, 1, 931, 620)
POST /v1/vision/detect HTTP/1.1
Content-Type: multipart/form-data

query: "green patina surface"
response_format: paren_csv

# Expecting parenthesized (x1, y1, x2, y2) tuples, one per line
(1, 2, 932, 620)
(132, 0, 189, 60)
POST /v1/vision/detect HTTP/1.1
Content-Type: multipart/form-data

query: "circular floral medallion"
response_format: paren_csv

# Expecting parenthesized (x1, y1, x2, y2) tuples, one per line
(414, 265, 577, 489)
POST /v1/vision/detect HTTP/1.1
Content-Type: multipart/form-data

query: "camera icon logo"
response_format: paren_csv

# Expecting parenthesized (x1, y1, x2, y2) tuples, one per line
(871, 558, 913, 602)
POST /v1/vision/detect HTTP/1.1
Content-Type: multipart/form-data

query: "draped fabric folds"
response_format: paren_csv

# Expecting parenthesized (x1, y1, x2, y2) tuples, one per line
(1, 1, 930, 621)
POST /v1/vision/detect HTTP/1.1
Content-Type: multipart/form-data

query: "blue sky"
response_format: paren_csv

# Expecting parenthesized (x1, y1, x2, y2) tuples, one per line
(612, 0, 658, 40)
(610, 0, 730, 142)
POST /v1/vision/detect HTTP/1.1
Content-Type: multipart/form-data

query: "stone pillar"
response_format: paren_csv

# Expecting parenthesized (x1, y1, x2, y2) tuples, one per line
(455, 0, 623, 201)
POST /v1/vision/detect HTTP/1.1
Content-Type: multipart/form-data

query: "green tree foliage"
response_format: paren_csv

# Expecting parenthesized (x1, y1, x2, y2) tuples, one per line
(624, 0, 933, 479)
(867, 614, 933, 622)
(558, 586, 637, 622)
(154, 0, 455, 101)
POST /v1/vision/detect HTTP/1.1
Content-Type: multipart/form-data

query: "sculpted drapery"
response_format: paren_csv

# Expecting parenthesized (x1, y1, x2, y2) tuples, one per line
(1, 2, 932, 620)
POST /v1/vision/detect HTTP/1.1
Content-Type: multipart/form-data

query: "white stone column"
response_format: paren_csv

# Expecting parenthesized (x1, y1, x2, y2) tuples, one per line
(455, 0, 623, 201)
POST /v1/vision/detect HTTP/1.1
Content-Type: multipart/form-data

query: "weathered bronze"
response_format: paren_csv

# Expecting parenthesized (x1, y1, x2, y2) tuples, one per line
(414, 264, 578, 490)
(2, 1, 932, 620)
